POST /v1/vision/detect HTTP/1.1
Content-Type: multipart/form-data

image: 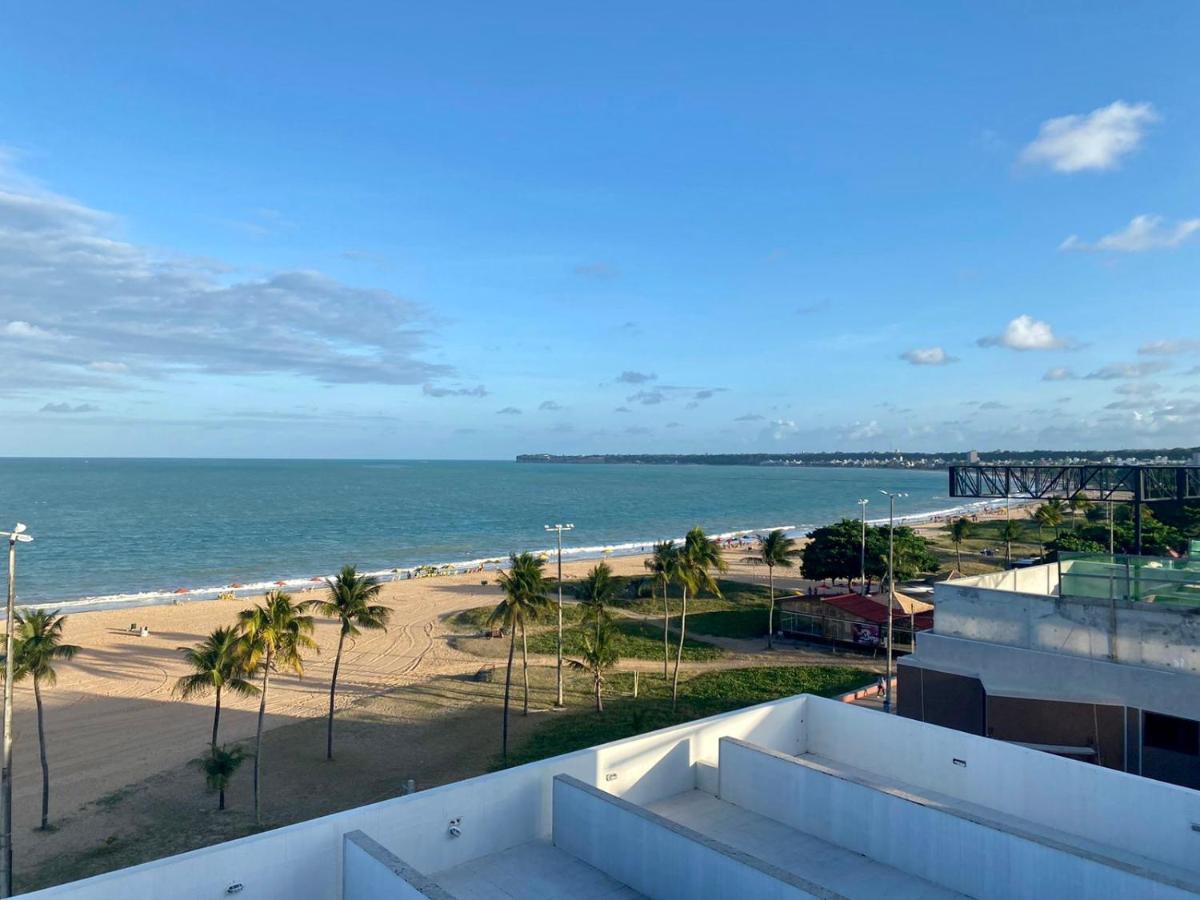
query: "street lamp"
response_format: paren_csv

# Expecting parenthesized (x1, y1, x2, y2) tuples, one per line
(544, 523, 574, 708)
(878, 492, 907, 714)
(1, 523, 33, 898)
(856, 499, 869, 596)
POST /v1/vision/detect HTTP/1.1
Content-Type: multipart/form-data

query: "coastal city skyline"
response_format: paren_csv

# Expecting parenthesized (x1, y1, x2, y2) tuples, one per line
(2, 4, 1198, 459)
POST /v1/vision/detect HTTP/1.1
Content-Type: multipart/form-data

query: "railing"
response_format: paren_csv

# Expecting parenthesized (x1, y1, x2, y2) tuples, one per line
(1058, 552, 1200, 606)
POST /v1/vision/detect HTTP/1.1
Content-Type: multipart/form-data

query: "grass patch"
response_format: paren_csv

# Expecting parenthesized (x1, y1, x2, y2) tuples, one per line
(925, 516, 1048, 575)
(685, 607, 769, 639)
(502, 665, 872, 768)
(527, 619, 723, 662)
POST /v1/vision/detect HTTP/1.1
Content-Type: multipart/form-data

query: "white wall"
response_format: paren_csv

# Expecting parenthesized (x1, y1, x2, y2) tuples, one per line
(935, 569, 1200, 675)
(803, 697, 1200, 877)
(18, 695, 809, 900)
(552, 775, 819, 900)
(718, 737, 1195, 899)
(342, 832, 442, 900)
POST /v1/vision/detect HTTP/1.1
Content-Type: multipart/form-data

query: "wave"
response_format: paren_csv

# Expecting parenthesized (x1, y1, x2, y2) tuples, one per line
(13, 497, 1015, 617)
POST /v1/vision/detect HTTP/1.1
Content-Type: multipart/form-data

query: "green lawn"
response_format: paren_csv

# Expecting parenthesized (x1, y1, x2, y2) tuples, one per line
(927, 516, 1048, 574)
(527, 618, 723, 662)
(501, 665, 872, 768)
(625, 579, 774, 639)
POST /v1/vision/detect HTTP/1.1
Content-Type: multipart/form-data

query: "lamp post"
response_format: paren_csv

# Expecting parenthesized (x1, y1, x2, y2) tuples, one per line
(878, 493, 906, 714)
(856, 499, 869, 595)
(1, 523, 33, 899)
(544, 523, 574, 708)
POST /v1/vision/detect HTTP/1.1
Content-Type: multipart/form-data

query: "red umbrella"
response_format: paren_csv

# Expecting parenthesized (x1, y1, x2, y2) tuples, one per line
(229, 582, 244, 588)
(274, 580, 287, 586)
(174, 588, 190, 595)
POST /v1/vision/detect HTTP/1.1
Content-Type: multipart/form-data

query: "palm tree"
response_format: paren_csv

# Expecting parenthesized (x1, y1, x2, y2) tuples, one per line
(1035, 501, 1064, 540)
(567, 623, 619, 712)
(644, 541, 678, 676)
(742, 529, 800, 649)
(192, 745, 249, 811)
(998, 519, 1024, 567)
(950, 517, 974, 572)
(491, 553, 549, 763)
(4, 610, 80, 830)
(174, 626, 260, 750)
(673, 527, 727, 710)
(238, 591, 317, 824)
(1067, 495, 1092, 530)
(577, 562, 618, 645)
(302, 565, 390, 760)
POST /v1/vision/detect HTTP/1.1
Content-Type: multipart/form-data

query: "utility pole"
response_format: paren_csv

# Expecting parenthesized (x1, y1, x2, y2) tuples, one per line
(544, 524, 574, 708)
(857, 499, 869, 595)
(1, 523, 33, 899)
(878, 493, 906, 714)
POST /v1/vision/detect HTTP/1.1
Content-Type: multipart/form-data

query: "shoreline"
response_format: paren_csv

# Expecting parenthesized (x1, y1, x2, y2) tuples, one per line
(12, 497, 1020, 617)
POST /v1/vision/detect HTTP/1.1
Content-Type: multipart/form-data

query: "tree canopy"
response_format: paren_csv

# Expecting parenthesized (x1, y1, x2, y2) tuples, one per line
(800, 518, 938, 585)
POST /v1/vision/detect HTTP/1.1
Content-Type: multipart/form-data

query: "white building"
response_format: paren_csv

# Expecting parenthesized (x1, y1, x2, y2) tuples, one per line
(900, 555, 1200, 790)
(20, 692, 1200, 899)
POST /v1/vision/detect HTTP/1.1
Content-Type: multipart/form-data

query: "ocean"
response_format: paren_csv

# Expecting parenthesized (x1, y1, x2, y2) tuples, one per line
(0, 458, 988, 610)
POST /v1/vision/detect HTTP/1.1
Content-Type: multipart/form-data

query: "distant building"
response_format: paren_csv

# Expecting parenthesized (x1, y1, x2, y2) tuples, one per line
(967, 449, 980, 464)
(900, 553, 1200, 790)
(22, 694, 1200, 899)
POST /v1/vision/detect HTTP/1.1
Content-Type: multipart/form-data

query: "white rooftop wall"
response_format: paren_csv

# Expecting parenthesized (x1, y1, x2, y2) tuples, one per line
(803, 697, 1200, 876)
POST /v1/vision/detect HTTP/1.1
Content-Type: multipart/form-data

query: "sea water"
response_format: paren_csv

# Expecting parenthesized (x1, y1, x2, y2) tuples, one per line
(0, 458, 992, 610)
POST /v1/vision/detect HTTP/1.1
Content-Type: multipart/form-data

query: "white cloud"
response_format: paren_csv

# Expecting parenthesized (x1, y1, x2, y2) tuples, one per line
(87, 360, 129, 373)
(1020, 101, 1157, 173)
(1061, 214, 1200, 252)
(2, 320, 56, 339)
(1042, 367, 1076, 381)
(845, 420, 883, 441)
(978, 315, 1068, 351)
(40, 402, 98, 414)
(1086, 361, 1171, 380)
(421, 384, 487, 397)
(0, 166, 448, 394)
(1139, 339, 1200, 355)
(616, 370, 656, 384)
(899, 347, 956, 366)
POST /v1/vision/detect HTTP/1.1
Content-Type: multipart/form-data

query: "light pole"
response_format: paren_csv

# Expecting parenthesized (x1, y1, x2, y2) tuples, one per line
(878, 492, 906, 714)
(544, 523, 574, 708)
(856, 499, 869, 595)
(1, 523, 33, 899)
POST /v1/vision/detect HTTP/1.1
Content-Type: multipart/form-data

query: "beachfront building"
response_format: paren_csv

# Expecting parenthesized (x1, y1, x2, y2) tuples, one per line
(21, 692, 1200, 899)
(899, 552, 1200, 790)
(778, 590, 934, 653)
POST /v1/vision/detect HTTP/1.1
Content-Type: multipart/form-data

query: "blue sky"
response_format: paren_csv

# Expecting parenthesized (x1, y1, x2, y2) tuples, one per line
(1, 2, 1198, 458)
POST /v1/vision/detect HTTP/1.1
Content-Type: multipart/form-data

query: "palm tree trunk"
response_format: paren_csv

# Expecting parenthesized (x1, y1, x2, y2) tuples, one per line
(595, 676, 603, 712)
(502, 626, 516, 763)
(767, 566, 775, 650)
(211, 685, 222, 750)
(34, 676, 49, 830)
(661, 587, 669, 677)
(671, 587, 687, 710)
(327, 628, 346, 761)
(520, 619, 530, 716)
(218, 786, 226, 811)
(955, 541, 962, 572)
(253, 653, 271, 825)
